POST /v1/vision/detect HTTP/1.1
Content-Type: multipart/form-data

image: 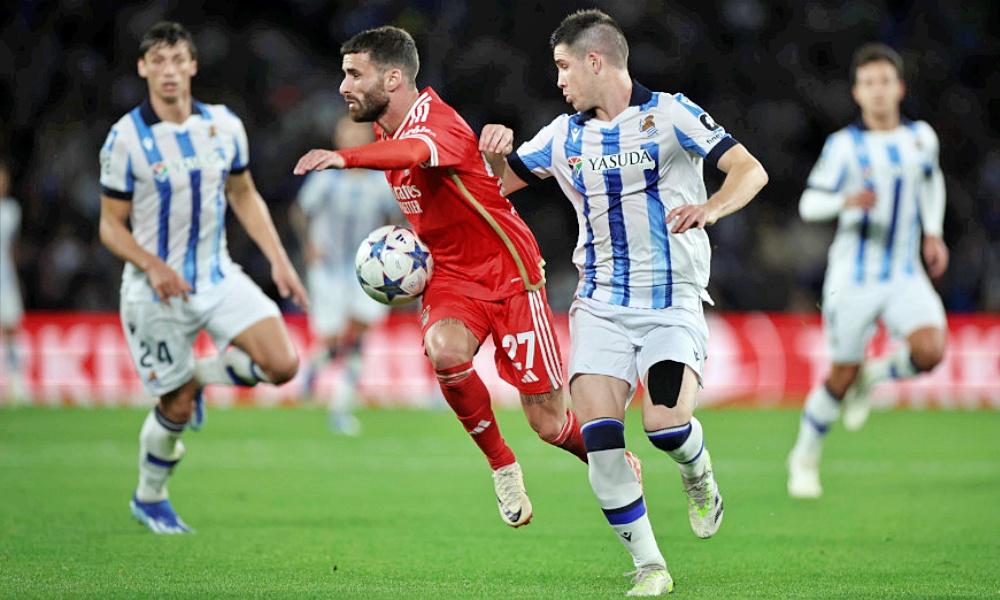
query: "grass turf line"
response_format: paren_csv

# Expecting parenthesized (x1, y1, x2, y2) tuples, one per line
(0, 407, 998, 598)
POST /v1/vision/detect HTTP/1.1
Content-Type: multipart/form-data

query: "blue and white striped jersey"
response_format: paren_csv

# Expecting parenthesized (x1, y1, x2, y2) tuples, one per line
(296, 169, 397, 271)
(508, 83, 737, 309)
(100, 99, 248, 300)
(805, 119, 943, 288)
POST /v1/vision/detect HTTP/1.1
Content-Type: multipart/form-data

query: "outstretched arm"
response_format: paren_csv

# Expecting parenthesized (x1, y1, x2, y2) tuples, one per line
(293, 138, 432, 174)
(669, 144, 769, 233)
(226, 170, 308, 308)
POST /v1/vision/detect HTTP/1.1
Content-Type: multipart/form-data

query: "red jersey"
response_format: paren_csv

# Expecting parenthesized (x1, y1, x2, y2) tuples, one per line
(375, 88, 546, 301)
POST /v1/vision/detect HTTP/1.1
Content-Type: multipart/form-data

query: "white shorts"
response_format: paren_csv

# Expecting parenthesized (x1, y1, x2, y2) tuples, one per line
(120, 268, 280, 396)
(568, 296, 709, 397)
(0, 279, 23, 328)
(823, 272, 946, 364)
(307, 266, 388, 337)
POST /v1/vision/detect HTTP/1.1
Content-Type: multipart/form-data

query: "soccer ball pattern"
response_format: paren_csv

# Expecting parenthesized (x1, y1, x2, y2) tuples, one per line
(355, 225, 433, 306)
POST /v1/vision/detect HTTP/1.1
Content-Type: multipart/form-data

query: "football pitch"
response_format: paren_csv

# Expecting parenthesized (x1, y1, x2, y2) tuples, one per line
(1, 406, 998, 599)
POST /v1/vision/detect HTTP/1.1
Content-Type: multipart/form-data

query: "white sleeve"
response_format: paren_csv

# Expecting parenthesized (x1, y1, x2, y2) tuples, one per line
(99, 126, 135, 200)
(669, 94, 738, 169)
(224, 107, 250, 173)
(917, 123, 946, 237)
(508, 115, 565, 183)
(296, 172, 327, 216)
(799, 133, 851, 222)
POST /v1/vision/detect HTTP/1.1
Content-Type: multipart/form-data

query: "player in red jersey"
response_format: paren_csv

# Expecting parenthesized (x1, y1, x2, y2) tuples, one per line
(294, 26, 593, 528)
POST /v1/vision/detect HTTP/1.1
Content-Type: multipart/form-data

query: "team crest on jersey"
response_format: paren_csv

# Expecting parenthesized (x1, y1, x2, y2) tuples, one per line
(567, 156, 584, 175)
(151, 162, 169, 182)
(640, 114, 658, 137)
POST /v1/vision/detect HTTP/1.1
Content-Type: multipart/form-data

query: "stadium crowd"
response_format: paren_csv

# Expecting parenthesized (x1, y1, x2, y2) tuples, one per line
(2, 0, 997, 312)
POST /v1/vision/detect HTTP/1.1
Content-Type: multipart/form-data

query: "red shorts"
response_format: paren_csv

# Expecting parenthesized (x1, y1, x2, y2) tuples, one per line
(419, 286, 564, 395)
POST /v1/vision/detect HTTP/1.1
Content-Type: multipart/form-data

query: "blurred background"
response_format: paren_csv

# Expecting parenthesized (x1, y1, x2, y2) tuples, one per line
(1, 0, 998, 314)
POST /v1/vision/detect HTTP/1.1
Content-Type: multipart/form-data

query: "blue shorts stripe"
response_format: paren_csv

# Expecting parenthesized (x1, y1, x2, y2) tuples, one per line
(603, 496, 647, 525)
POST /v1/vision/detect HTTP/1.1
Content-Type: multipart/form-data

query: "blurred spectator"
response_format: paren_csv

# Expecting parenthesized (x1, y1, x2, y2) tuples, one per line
(1, 0, 996, 312)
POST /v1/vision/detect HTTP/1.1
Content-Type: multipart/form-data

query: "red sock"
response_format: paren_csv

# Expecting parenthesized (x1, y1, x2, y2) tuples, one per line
(546, 409, 588, 463)
(436, 362, 516, 470)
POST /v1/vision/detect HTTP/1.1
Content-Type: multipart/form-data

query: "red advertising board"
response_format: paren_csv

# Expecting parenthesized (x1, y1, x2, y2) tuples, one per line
(2, 312, 997, 408)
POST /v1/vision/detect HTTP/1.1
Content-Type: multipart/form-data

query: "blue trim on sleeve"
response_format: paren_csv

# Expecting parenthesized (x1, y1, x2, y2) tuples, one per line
(674, 126, 707, 158)
(101, 185, 133, 200)
(706, 135, 738, 169)
(506, 152, 539, 183)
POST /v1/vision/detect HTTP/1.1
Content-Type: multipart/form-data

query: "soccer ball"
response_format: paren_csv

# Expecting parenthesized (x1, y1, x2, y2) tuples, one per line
(355, 225, 433, 306)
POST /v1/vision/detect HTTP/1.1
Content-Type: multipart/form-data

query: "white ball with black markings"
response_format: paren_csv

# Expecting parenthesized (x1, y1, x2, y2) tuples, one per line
(354, 225, 433, 306)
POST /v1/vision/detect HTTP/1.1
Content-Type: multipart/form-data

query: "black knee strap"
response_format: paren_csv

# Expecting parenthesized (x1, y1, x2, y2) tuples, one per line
(647, 361, 685, 408)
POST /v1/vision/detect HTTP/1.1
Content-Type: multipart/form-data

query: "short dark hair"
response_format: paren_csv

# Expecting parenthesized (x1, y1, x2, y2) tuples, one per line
(550, 9, 629, 68)
(851, 43, 904, 83)
(139, 21, 197, 60)
(340, 26, 420, 84)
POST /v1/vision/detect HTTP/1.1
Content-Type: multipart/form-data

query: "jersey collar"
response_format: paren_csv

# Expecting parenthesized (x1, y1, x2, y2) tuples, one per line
(852, 115, 912, 131)
(138, 97, 207, 126)
(574, 80, 653, 124)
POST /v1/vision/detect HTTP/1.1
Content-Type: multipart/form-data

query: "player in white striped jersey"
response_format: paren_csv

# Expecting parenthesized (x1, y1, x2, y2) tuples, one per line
(99, 22, 307, 533)
(482, 10, 768, 596)
(0, 161, 27, 402)
(292, 115, 398, 434)
(788, 44, 948, 499)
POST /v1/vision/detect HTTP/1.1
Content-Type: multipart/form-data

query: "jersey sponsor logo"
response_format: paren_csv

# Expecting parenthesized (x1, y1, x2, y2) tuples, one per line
(700, 113, 720, 131)
(152, 162, 170, 182)
(640, 114, 658, 137)
(585, 149, 655, 173)
(397, 199, 423, 215)
(392, 184, 422, 201)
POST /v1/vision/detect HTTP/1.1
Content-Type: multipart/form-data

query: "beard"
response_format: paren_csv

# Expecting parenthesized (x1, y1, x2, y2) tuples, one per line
(347, 87, 390, 123)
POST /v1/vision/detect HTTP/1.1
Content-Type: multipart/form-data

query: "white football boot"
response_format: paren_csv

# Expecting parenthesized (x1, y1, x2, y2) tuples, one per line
(493, 462, 533, 527)
(625, 565, 674, 596)
(680, 450, 724, 538)
(842, 365, 875, 432)
(787, 451, 822, 499)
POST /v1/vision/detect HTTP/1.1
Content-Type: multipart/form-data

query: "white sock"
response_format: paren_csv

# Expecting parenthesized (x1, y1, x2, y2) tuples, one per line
(2, 335, 19, 375)
(865, 345, 919, 385)
(136, 407, 186, 502)
(662, 417, 708, 480)
(195, 347, 269, 386)
(792, 385, 841, 459)
(309, 346, 331, 371)
(583, 419, 666, 569)
(331, 352, 362, 415)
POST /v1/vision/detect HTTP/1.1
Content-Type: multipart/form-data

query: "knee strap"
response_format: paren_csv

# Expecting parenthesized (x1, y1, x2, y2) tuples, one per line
(647, 361, 685, 409)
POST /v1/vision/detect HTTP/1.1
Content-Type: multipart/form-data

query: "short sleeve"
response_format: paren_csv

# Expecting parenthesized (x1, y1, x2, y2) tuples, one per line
(296, 171, 329, 216)
(225, 107, 250, 174)
(669, 94, 738, 169)
(397, 97, 466, 168)
(806, 133, 850, 193)
(508, 115, 564, 184)
(99, 126, 135, 200)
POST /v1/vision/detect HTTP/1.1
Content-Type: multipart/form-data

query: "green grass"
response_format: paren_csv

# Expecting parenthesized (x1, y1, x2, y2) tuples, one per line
(1, 407, 998, 599)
